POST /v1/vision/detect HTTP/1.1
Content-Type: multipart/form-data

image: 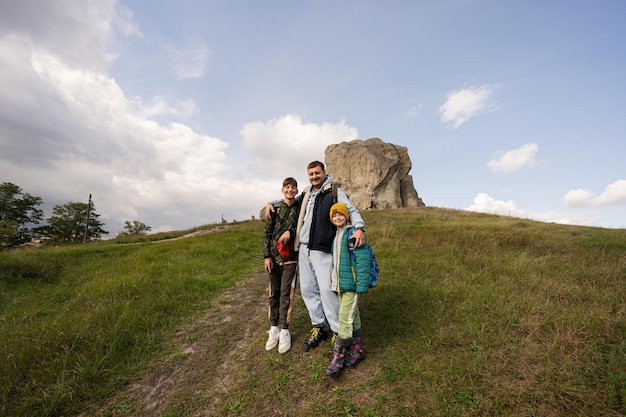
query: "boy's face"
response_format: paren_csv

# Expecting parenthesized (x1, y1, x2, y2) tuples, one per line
(282, 183, 298, 199)
(307, 166, 326, 189)
(331, 212, 347, 227)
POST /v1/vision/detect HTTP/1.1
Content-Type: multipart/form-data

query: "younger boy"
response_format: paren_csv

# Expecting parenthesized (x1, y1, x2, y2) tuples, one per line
(262, 177, 300, 354)
(325, 203, 369, 377)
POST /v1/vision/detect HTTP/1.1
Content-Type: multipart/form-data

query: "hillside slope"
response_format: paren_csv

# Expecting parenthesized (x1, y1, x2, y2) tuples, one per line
(2, 207, 625, 416)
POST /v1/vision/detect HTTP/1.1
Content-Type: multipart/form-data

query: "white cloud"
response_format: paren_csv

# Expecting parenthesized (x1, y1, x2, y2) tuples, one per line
(592, 179, 626, 206)
(439, 84, 497, 128)
(464, 193, 619, 228)
(27, 52, 221, 177)
(531, 210, 604, 227)
(0, 10, 359, 235)
(0, 0, 135, 72)
(134, 96, 199, 119)
(563, 179, 626, 208)
(0, 15, 357, 233)
(167, 36, 211, 79)
(462, 192, 622, 228)
(488, 143, 538, 173)
(112, 5, 143, 38)
(0, 3, 273, 234)
(2, 42, 235, 227)
(240, 114, 359, 180)
(562, 188, 594, 208)
(465, 193, 527, 217)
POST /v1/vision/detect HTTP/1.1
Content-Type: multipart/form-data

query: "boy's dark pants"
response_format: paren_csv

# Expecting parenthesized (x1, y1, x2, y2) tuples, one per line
(268, 262, 297, 329)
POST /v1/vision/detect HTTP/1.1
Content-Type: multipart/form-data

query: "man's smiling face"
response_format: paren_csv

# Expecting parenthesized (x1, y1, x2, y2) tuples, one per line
(308, 165, 326, 190)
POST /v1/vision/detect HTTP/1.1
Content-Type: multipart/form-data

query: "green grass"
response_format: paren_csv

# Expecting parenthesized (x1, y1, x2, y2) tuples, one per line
(1, 208, 625, 416)
(0, 221, 262, 416)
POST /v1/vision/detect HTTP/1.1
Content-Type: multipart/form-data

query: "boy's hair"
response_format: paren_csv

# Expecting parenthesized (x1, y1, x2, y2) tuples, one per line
(283, 177, 298, 188)
(307, 161, 325, 171)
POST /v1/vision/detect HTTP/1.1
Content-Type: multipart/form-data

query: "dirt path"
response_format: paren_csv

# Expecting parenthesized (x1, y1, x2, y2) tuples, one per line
(83, 227, 348, 416)
(83, 273, 270, 416)
(155, 225, 230, 242)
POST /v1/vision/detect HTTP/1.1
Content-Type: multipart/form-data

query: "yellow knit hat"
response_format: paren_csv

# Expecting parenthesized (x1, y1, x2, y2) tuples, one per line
(329, 203, 349, 221)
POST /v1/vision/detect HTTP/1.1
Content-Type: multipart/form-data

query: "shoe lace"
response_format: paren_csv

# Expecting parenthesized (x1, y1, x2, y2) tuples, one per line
(308, 327, 320, 341)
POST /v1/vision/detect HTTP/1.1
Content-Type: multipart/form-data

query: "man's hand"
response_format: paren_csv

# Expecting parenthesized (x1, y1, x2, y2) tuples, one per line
(353, 229, 365, 248)
(264, 257, 273, 273)
(265, 203, 275, 220)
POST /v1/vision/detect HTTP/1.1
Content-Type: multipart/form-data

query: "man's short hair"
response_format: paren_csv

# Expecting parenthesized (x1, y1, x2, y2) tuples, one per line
(307, 161, 325, 171)
(283, 177, 298, 188)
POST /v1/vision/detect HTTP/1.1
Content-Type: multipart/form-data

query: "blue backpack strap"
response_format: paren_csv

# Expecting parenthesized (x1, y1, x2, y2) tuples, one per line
(368, 244, 379, 288)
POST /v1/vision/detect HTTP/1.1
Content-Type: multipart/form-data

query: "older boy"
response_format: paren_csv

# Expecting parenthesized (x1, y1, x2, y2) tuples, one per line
(262, 177, 300, 354)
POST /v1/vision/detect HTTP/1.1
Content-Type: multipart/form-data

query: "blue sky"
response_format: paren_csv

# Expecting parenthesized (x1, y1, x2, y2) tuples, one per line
(1, 0, 625, 235)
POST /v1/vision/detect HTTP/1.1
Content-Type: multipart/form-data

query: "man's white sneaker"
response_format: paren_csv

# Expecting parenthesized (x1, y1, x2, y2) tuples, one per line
(265, 327, 280, 351)
(278, 329, 291, 354)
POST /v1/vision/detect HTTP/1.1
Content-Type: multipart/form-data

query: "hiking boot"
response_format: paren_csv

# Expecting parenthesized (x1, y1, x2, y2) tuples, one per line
(278, 329, 291, 354)
(325, 343, 347, 378)
(265, 326, 280, 351)
(345, 335, 365, 369)
(302, 325, 329, 352)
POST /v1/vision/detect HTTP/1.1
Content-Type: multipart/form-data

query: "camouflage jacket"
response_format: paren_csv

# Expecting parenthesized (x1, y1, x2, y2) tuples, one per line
(263, 200, 300, 262)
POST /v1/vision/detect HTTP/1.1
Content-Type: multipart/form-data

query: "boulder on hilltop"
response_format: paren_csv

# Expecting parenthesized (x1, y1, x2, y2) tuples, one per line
(325, 138, 425, 210)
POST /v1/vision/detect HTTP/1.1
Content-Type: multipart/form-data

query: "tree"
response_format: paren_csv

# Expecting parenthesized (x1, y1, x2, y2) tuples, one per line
(38, 201, 108, 244)
(0, 182, 44, 248)
(119, 220, 151, 236)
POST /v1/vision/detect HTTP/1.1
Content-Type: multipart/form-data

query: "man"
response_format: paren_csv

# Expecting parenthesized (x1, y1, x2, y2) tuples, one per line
(268, 161, 365, 351)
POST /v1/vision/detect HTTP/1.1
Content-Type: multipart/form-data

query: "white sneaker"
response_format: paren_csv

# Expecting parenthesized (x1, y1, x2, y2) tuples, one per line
(265, 327, 280, 350)
(278, 329, 291, 354)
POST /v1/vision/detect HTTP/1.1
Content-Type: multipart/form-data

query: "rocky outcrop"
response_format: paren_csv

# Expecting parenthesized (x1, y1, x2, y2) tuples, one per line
(325, 138, 425, 210)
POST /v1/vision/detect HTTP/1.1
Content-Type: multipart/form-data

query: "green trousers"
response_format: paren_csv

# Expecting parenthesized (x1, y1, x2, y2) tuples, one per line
(337, 291, 361, 340)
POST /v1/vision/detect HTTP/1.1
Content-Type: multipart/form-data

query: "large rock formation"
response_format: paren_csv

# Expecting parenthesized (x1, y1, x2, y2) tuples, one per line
(325, 138, 425, 210)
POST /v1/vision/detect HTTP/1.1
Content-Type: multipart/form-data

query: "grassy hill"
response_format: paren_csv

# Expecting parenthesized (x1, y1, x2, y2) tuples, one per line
(1, 207, 625, 416)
